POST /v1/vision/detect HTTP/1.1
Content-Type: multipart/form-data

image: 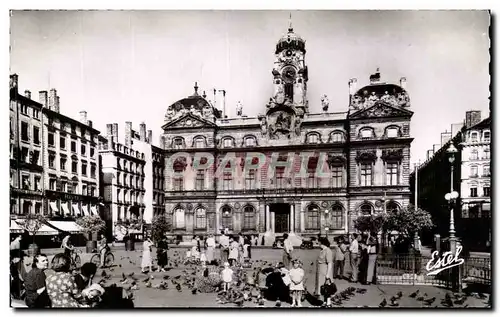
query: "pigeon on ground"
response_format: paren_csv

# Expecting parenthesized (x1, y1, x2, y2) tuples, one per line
(424, 297, 436, 305)
(409, 290, 420, 298)
(379, 299, 387, 308)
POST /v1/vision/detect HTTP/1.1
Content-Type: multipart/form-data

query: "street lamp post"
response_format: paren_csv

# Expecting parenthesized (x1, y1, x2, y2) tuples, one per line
(445, 143, 459, 253)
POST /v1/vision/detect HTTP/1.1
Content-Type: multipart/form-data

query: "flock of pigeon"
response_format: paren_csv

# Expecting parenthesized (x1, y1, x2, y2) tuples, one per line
(92, 249, 490, 308)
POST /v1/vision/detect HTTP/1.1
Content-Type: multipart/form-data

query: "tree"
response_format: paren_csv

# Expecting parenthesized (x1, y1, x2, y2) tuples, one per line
(19, 213, 46, 245)
(354, 213, 387, 234)
(383, 205, 434, 239)
(76, 215, 106, 241)
(151, 215, 170, 243)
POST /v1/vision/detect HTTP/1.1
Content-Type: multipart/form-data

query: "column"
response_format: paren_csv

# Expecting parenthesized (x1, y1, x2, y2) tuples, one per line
(271, 212, 275, 233)
(300, 208, 305, 232)
(266, 204, 270, 231)
(255, 207, 260, 232)
(215, 209, 220, 233)
(289, 204, 295, 232)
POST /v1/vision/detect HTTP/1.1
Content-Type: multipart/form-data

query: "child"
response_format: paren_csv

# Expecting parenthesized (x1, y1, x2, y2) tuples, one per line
(320, 278, 337, 307)
(289, 259, 305, 307)
(221, 262, 233, 292)
(200, 252, 207, 266)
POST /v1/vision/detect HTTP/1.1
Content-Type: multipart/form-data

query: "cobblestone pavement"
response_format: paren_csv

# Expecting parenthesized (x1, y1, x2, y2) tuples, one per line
(22, 247, 490, 308)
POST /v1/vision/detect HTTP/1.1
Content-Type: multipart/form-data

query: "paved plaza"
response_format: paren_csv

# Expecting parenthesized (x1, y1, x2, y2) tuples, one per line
(20, 246, 490, 308)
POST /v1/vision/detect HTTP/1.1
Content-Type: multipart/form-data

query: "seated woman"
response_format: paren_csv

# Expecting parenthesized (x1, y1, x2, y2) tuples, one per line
(24, 254, 51, 308)
(46, 253, 83, 308)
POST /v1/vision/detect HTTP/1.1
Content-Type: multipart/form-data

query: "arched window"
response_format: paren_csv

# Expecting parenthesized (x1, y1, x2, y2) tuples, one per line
(306, 204, 320, 229)
(195, 207, 206, 229)
(174, 207, 185, 229)
(222, 137, 234, 148)
(194, 136, 206, 149)
(386, 201, 399, 213)
(307, 133, 320, 144)
(331, 204, 344, 229)
(483, 131, 491, 142)
(330, 131, 344, 143)
(385, 126, 399, 138)
(243, 206, 255, 230)
(244, 136, 257, 147)
(173, 137, 185, 149)
(360, 203, 372, 215)
(221, 206, 233, 230)
(470, 132, 478, 142)
(359, 127, 374, 139)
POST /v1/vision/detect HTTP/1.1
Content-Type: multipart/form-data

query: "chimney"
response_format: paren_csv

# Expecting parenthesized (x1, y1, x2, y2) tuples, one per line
(106, 124, 114, 148)
(10, 74, 18, 91)
(147, 130, 152, 144)
(39, 91, 48, 108)
(348, 78, 357, 95)
(441, 131, 452, 147)
(433, 144, 441, 153)
(400, 77, 407, 90)
(125, 121, 132, 147)
(24, 90, 31, 99)
(79, 111, 88, 125)
(49, 89, 57, 110)
(87, 120, 93, 128)
(465, 110, 482, 128)
(369, 68, 381, 84)
(159, 135, 166, 150)
(53, 96, 60, 113)
(112, 123, 118, 143)
(426, 149, 434, 161)
(139, 122, 146, 142)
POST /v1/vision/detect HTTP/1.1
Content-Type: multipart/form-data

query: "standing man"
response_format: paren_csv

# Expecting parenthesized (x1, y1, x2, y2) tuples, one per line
(349, 233, 361, 283)
(205, 234, 216, 265)
(365, 233, 378, 285)
(219, 230, 230, 265)
(98, 234, 108, 268)
(283, 233, 294, 269)
(61, 234, 74, 257)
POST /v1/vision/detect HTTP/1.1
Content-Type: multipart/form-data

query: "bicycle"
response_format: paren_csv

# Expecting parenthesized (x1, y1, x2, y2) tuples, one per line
(90, 248, 115, 268)
(52, 249, 82, 270)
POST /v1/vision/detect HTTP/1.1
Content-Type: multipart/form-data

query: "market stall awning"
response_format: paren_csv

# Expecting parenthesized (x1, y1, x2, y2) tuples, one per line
(10, 220, 23, 233)
(61, 204, 71, 216)
(36, 224, 59, 236)
(483, 203, 491, 211)
(82, 205, 89, 216)
(49, 202, 58, 213)
(90, 206, 98, 216)
(48, 221, 83, 234)
(72, 204, 81, 216)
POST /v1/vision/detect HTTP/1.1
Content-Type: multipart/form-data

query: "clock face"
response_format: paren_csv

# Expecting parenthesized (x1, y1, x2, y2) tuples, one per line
(282, 67, 296, 83)
(285, 50, 293, 57)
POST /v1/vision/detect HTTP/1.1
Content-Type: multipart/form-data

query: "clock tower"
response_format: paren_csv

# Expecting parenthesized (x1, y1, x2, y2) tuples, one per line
(272, 16, 309, 113)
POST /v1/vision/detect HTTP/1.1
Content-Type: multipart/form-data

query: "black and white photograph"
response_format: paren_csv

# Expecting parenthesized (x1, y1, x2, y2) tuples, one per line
(8, 9, 491, 308)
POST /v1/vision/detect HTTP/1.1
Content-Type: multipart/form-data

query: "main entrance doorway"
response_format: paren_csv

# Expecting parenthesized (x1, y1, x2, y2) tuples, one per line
(271, 203, 289, 233)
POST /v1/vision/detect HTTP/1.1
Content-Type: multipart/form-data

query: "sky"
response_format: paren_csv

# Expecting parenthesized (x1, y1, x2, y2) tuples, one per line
(9, 10, 490, 166)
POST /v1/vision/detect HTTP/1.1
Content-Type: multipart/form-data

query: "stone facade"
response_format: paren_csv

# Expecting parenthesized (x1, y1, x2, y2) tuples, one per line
(160, 25, 413, 239)
(10, 74, 101, 224)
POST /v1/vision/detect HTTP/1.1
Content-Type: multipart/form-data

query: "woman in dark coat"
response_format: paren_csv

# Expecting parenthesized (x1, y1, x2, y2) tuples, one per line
(156, 236, 169, 271)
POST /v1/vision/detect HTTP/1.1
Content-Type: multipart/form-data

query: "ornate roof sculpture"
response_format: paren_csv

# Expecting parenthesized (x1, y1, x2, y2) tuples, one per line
(275, 14, 306, 55)
(164, 82, 221, 124)
(349, 70, 411, 113)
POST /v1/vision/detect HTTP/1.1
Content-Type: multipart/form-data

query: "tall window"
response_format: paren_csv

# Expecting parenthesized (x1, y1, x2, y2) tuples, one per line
(484, 148, 490, 159)
(243, 206, 255, 230)
(331, 165, 343, 188)
(49, 179, 56, 191)
(195, 207, 207, 229)
(470, 132, 478, 142)
(245, 137, 256, 147)
(470, 149, 478, 160)
(175, 207, 185, 229)
(222, 172, 232, 190)
(484, 186, 491, 197)
(195, 169, 205, 190)
(48, 133, 55, 147)
(82, 162, 88, 176)
(72, 160, 78, 174)
(331, 204, 344, 229)
(81, 144, 86, 156)
(306, 205, 320, 229)
(470, 166, 478, 177)
(275, 167, 286, 188)
(60, 136, 66, 149)
(48, 152, 56, 169)
(221, 206, 233, 230)
(245, 169, 256, 189)
(483, 164, 490, 176)
(21, 122, 29, 141)
(223, 138, 233, 148)
(360, 203, 372, 215)
(60, 157, 67, 171)
(386, 162, 398, 185)
(71, 141, 77, 152)
(483, 131, 491, 142)
(33, 127, 40, 144)
(470, 187, 478, 197)
(173, 162, 184, 191)
(308, 134, 319, 144)
(360, 163, 372, 186)
(31, 150, 40, 165)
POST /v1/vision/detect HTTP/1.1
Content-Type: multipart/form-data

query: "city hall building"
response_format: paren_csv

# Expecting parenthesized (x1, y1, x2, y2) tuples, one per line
(161, 23, 414, 239)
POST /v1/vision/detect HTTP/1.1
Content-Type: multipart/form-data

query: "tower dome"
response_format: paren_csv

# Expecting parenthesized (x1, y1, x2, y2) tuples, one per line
(275, 16, 306, 54)
(164, 82, 221, 122)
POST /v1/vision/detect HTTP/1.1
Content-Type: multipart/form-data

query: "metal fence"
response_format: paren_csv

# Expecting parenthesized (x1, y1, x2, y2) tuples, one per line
(376, 253, 452, 286)
(376, 253, 491, 287)
(462, 256, 491, 285)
